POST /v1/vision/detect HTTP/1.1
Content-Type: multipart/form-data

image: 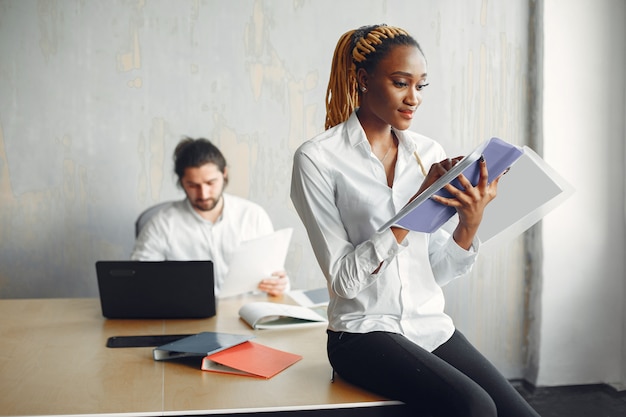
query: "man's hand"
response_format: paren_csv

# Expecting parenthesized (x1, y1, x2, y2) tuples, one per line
(258, 270, 289, 296)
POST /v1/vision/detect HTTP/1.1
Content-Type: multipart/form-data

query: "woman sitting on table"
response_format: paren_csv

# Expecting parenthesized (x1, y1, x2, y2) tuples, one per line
(290, 24, 540, 417)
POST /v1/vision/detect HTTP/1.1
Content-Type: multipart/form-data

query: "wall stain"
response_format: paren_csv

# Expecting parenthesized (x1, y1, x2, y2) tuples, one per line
(210, 114, 253, 199)
(136, 132, 148, 204)
(37, 0, 58, 62)
(116, 24, 141, 72)
(149, 118, 167, 203)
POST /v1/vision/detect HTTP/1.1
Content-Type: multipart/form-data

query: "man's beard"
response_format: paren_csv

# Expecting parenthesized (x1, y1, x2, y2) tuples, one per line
(192, 193, 223, 212)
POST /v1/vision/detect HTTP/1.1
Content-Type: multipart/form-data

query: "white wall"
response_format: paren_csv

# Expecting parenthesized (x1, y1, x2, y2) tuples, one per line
(539, 0, 626, 387)
(8, 0, 622, 387)
(0, 0, 533, 380)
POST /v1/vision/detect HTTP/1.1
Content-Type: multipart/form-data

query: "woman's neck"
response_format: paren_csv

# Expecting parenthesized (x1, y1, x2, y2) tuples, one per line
(357, 111, 399, 187)
(356, 108, 395, 147)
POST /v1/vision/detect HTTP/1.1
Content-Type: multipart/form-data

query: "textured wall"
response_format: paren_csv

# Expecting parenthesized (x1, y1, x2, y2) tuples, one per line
(0, 0, 531, 378)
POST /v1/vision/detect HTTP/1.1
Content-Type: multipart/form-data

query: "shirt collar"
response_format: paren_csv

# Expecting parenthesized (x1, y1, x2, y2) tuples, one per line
(345, 111, 369, 149)
(345, 110, 418, 157)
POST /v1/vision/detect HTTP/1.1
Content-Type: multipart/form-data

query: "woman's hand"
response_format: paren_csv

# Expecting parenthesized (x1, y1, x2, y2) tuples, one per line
(391, 157, 464, 244)
(258, 270, 289, 296)
(431, 156, 502, 249)
(414, 156, 464, 198)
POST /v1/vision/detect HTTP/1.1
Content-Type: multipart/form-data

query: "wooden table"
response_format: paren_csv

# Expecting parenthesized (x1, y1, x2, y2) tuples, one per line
(0, 296, 411, 416)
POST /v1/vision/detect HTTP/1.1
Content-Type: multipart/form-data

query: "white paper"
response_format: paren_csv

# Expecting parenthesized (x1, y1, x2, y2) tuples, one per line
(478, 147, 574, 251)
(218, 228, 293, 298)
(238, 301, 327, 329)
(377, 137, 573, 250)
(288, 287, 330, 307)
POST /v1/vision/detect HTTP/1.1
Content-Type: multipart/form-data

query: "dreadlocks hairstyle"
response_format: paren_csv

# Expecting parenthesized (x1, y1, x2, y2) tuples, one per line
(324, 24, 423, 130)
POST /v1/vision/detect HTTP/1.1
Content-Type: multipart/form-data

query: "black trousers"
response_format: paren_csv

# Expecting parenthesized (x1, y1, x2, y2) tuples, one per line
(327, 329, 540, 417)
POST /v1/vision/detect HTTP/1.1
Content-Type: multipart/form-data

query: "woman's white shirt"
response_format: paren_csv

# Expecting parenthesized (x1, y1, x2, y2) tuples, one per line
(290, 112, 479, 352)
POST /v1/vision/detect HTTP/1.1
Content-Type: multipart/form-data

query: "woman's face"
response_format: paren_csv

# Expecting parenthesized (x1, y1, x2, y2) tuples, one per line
(358, 44, 428, 131)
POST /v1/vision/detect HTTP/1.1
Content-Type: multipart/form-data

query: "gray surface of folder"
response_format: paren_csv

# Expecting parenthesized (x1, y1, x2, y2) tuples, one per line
(153, 331, 253, 360)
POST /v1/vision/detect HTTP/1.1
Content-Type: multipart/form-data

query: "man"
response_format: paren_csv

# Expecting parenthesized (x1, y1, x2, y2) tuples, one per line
(131, 137, 289, 296)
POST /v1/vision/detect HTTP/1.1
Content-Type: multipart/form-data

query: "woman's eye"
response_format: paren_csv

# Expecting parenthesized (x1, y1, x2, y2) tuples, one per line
(417, 83, 430, 91)
(393, 81, 409, 88)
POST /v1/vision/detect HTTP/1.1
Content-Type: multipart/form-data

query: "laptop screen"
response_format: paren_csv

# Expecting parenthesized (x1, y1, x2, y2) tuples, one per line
(96, 260, 215, 319)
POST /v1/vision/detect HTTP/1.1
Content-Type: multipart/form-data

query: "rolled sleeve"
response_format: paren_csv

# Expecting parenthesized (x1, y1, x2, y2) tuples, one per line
(428, 217, 480, 287)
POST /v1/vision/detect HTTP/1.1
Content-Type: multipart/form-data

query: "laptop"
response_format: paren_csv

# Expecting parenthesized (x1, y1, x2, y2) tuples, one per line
(96, 260, 216, 319)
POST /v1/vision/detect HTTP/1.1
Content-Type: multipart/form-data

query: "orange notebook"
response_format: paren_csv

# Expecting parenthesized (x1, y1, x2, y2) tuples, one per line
(201, 341, 302, 379)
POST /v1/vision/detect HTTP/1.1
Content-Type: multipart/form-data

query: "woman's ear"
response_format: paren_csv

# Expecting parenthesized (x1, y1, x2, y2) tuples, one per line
(356, 68, 369, 92)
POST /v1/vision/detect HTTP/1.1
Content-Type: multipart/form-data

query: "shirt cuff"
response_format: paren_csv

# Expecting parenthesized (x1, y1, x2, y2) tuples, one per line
(448, 234, 480, 259)
(369, 228, 407, 270)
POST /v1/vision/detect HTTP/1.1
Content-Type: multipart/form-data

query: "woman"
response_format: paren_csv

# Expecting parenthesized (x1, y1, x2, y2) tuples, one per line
(290, 24, 539, 417)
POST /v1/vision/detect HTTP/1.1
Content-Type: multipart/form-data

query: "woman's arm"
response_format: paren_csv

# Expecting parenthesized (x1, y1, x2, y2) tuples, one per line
(290, 149, 401, 299)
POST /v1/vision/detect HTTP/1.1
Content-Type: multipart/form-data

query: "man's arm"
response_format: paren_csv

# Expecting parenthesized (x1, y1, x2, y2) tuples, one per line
(130, 219, 167, 261)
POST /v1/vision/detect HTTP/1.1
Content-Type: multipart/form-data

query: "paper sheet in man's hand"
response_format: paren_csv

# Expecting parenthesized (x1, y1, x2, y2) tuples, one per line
(218, 228, 293, 298)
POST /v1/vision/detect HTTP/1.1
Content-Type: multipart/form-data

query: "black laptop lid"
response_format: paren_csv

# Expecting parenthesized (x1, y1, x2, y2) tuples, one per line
(96, 260, 215, 319)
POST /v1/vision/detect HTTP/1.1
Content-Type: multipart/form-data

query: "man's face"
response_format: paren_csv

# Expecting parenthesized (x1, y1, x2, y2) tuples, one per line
(180, 163, 227, 213)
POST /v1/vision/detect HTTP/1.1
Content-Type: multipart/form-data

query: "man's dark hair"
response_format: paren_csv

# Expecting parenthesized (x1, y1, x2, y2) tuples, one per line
(173, 137, 227, 185)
